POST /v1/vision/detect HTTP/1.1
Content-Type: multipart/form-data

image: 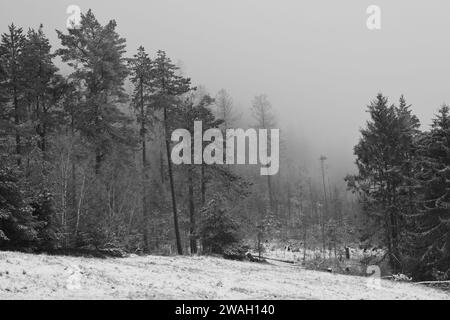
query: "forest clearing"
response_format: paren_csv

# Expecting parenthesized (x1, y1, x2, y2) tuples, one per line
(0, 251, 448, 300)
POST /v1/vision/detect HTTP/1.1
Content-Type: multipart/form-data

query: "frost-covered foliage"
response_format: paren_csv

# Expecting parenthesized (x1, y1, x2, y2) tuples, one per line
(350, 95, 450, 280)
(348, 94, 420, 272)
(407, 105, 450, 279)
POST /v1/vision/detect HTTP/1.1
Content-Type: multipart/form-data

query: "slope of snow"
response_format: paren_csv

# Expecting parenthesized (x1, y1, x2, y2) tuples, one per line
(0, 251, 448, 300)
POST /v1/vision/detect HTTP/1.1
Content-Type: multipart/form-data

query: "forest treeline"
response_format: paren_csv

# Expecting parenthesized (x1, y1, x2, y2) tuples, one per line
(0, 10, 448, 281)
(1, 10, 353, 257)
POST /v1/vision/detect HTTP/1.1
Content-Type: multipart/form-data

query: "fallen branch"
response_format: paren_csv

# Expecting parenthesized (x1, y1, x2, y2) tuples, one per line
(259, 255, 295, 264)
(412, 280, 450, 285)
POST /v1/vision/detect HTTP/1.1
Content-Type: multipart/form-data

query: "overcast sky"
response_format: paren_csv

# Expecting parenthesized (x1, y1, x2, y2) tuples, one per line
(2, 0, 450, 182)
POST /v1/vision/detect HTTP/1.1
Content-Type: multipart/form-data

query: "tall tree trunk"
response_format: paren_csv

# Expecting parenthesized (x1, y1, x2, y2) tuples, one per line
(142, 138, 149, 252)
(75, 172, 86, 238)
(390, 209, 400, 271)
(95, 151, 102, 174)
(267, 175, 274, 213)
(188, 166, 197, 254)
(303, 221, 308, 263)
(159, 144, 165, 184)
(287, 182, 292, 227)
(320, 157, 328, 256)
(163, 106, 183, 254)
(40, 102, 47, 156)
(392, 183, 401, 271)
(70, 115, 77, 248)
(70, 161, 76, 247)
(201, 163, 206, 206)
(94, 107, 102, 174)
(140, 87, 150, 252)
(94, 96, 105, 174)
(13, 87, 21, 166)
(40, 128, 46, 154)
(387, 181, 401, 272)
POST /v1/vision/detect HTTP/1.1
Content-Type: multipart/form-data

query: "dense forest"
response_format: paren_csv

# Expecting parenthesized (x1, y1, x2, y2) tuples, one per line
(0, 10, 448, 282)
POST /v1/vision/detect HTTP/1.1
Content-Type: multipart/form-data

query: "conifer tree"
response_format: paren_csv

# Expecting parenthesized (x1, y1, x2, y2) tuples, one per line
(174, 92, 224, 253)
(0, 24, 26, 166)
(151, 50, 192, 254)
(0, 156, 37, 247)
(410, 105, 450, 278)
(56, 10, 130, 174)
(22, 25, 64, 154)
(349, 93, 420, 272)
(128, 46, 154, 251)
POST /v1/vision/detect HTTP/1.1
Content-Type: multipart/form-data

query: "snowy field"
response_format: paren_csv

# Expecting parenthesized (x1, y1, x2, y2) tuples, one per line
(0, 251, 448, 300)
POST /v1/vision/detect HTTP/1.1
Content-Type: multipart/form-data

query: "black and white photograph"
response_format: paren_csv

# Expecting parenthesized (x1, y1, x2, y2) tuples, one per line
(0, 0, 450, 307)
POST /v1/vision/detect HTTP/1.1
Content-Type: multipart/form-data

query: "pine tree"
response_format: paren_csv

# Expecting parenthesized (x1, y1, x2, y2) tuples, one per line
(173, 92, 225, 254)
(151, 50, 192, 254)
(0, 46, 9, 148)
(56, 10, 130, 174)
(0, 24, 26, 166)
(56, 10, 137, 249)
(409, 105, 450, 279)
(349, 93, 420, 272)
(128, 46, 154, 252)
(0, 54, 8, 114)
(21, 25, 65, 155)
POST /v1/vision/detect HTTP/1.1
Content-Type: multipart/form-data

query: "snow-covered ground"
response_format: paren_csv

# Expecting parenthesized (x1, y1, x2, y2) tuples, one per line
(0, 251, 448, 300)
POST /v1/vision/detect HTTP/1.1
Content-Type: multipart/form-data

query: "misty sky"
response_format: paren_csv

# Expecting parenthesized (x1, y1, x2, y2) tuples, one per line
(1, 0, 450, 183)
